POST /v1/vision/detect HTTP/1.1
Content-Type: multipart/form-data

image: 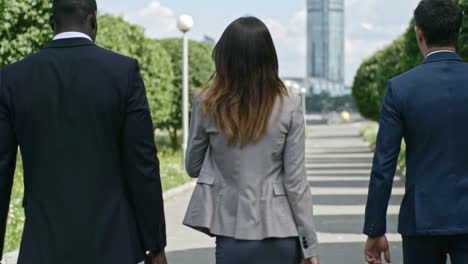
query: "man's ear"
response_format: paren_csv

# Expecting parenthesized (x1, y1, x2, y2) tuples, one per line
(49, 15, 55, 31)
(90, 12, 97, 31)
(415, 26, 424, 42)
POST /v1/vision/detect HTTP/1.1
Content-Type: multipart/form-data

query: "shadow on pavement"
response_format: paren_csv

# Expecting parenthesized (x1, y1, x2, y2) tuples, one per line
(306, 166, 372, 171)
(320, 242, 403, 264)
(315, 215, 400, 234)
(167, 247, 215, 264)
(307, 157, 374, 163)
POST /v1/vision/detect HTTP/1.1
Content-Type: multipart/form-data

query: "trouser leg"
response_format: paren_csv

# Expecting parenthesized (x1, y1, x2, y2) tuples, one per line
(402, 236, 448, 264)
(448, 234, 468, 264)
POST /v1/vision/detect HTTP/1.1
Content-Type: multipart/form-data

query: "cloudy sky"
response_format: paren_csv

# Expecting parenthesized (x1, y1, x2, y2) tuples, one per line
(98, 0, 421, 85)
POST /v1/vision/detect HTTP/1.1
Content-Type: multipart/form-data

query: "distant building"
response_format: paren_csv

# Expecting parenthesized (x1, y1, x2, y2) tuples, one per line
(307, 0, 345, 84)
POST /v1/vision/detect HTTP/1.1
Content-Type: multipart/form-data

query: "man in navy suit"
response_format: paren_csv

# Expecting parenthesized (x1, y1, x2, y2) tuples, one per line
(363, 1, 468, 264)
(0, 0, 167, 263)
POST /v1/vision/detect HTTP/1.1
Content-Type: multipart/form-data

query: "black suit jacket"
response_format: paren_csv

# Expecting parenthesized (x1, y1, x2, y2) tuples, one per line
(364, 52, 468, 237)
(0, 38, 166, 263)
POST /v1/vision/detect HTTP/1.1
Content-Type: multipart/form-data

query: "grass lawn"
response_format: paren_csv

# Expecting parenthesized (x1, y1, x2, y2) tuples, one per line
(3, 132, 192, 254)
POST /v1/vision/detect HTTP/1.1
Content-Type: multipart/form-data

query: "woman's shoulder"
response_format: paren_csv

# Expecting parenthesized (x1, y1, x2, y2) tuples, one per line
(280, 92, 302, 112)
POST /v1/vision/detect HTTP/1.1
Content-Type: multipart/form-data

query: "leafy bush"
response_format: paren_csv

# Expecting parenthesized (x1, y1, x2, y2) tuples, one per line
(352, 1, 467, 121)
(159, 38, 215, 150)
(0, 0, 52, 67)
(96, 14, 175, 127)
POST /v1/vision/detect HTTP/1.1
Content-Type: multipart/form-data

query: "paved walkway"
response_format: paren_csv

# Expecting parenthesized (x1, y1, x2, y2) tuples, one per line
(165, 123, 405, 263)
(305, 123, 403, 263)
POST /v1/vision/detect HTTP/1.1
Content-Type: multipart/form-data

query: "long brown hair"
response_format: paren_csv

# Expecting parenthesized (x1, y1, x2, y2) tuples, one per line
(202, 17, 287, 146)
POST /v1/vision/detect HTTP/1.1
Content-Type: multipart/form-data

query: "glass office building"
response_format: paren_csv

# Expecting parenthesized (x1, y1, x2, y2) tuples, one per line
(307, 0, 345, 84)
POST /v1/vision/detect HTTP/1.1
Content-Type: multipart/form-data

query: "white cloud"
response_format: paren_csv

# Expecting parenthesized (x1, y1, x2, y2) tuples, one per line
(265, 11, 307, 78)
(125, 1, 178, 39)
(345, 39, 390, 83)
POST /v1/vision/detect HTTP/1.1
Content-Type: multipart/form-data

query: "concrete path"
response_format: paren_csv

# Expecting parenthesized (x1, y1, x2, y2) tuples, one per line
(164, 123, 406, 264)
(305, 123, 404, 264)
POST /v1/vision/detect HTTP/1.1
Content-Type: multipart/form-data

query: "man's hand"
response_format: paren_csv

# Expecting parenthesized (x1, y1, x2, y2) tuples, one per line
(365, 236, 391, 264)
(145, 250, 168, 264)
(303, 256, 319, 264)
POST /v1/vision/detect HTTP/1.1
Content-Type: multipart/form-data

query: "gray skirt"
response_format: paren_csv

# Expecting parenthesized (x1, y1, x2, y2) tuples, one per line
(215, 236, 301, 264)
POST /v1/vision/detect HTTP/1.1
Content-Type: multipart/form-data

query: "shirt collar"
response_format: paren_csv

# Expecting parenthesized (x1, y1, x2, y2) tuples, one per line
(53, 32, 93, 42)
(425, 50, 455, 59)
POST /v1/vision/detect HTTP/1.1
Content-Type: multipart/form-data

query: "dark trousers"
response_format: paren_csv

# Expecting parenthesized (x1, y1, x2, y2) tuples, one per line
(403, 235, 468, 264)
(215, 236, 301, 264)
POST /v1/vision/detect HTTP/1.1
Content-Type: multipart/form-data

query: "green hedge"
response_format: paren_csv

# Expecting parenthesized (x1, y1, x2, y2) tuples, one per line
(352, 1, 468, 121)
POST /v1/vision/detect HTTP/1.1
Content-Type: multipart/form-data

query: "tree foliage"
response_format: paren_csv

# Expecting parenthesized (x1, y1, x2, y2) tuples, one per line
(0, 0, 52, 67)
(352, 1, 467, 121)
(96, 14, 174, 127)
(159, 38, 215, 149)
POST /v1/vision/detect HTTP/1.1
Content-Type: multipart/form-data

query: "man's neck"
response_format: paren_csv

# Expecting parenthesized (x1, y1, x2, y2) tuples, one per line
(424, 47, 456, 57)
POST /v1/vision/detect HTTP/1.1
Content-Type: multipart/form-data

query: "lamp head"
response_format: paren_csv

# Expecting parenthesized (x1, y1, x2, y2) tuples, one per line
(177, 14, 194, 33)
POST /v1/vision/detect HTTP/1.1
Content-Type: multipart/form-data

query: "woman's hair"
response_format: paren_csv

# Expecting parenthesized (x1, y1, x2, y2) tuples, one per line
(201, 16, 287, 146)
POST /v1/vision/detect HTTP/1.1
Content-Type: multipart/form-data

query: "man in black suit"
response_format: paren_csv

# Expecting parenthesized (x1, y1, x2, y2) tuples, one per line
(0, 0, 167, 263)
(364, 1, 468, 264)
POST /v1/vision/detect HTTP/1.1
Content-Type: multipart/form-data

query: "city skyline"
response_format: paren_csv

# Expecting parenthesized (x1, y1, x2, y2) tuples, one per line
(99, 0, 420, 85)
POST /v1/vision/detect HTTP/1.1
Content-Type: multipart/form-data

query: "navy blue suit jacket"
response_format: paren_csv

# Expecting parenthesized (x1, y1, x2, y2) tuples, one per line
(364, 51, 468, 237)
(0, 38, 166, 263)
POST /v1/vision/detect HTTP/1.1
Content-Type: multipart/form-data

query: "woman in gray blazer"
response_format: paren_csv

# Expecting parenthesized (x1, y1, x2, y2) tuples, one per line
(183, 16, 319, 264)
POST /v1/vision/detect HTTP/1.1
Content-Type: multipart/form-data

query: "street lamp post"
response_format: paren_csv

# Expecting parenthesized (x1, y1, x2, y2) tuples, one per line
(177, 15, 194, 163)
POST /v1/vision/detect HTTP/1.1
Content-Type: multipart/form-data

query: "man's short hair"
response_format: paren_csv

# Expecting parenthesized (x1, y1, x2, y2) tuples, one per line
(414, 0, 464, 47)
(52, 0, 97, 28)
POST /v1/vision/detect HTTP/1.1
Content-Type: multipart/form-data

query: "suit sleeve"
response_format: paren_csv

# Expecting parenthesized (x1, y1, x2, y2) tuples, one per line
(364, 81, 403, 237)
(283, 97, 318, 258)
(122, 60, 166, 254)
(0, 68, 18, 261)
(185, 95, 209, 178)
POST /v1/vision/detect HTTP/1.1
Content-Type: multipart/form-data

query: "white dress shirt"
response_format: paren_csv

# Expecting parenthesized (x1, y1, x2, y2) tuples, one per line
(425, 50, 455, 59)
(53, 31, 93, 42)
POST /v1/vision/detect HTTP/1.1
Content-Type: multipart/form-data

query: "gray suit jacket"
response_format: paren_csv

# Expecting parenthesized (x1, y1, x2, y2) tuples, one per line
(183, 93, 318, 258)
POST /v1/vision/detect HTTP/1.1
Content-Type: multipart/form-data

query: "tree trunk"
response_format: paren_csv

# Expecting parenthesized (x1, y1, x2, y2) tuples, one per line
(169, 127, 179, 152)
